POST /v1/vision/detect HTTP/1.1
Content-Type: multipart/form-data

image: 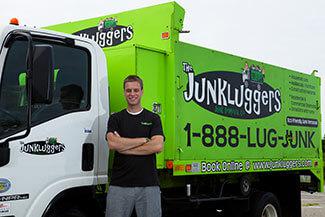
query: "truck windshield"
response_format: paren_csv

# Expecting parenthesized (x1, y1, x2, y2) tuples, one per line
(0, 37, 90, 140)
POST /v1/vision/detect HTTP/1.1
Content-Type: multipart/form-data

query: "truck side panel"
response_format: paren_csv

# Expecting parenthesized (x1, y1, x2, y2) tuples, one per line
(173, 42, 323, 190)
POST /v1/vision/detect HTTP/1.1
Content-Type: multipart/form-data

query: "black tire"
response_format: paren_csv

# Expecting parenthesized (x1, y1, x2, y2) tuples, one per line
(248, 192, 282, 217)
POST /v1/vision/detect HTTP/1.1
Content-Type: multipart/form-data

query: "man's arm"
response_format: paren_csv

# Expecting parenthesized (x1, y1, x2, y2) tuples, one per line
(120, 135, 164, 155)
(106, 131, 147, 152)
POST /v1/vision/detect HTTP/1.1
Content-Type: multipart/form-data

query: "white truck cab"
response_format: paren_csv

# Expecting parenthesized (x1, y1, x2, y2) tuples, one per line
(0, 23, 109, 217)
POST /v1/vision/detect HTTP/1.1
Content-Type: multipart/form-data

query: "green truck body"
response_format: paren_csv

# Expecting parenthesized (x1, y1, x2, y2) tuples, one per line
(46, 2, 323, 215)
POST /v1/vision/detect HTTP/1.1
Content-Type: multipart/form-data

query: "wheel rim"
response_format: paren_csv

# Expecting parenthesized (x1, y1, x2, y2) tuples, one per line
(262, 204, 278, 217)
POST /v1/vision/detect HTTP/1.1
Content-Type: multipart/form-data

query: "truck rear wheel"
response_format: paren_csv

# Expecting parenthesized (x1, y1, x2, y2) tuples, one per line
(248, 192, 282, 217)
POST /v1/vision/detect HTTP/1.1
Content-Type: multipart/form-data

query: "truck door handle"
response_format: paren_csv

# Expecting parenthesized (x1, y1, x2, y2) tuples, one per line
(82, 143, 94, 171)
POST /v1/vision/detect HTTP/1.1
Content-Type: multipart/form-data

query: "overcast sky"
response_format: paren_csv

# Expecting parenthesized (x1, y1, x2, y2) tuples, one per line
(1, 0, 324, 135)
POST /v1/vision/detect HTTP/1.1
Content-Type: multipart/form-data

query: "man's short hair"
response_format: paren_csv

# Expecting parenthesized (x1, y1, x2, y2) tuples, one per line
(123, 75, 143, 90)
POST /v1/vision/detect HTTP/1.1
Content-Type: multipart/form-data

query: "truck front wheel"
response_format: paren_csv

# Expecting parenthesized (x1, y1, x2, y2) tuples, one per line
(248, 192, 282, 217)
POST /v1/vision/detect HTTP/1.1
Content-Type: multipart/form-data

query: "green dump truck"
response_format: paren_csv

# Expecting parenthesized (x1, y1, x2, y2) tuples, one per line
(0, 2, 322, 217)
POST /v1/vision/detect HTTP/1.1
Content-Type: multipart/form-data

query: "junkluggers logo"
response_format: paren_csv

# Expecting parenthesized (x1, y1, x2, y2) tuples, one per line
(182, 62, 281, 119)
(73, 18, 134, 48)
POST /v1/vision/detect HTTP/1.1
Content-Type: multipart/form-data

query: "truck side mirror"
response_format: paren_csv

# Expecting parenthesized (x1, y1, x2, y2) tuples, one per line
(31, 45, 54, 104)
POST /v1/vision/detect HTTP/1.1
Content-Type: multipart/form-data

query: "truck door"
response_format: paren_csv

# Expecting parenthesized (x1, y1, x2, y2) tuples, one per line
(0, 33, 100, 217)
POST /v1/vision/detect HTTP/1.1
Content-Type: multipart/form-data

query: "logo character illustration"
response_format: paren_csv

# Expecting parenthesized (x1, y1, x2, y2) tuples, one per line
(98, 17, 118, 32)
(242, 63, 265, 90)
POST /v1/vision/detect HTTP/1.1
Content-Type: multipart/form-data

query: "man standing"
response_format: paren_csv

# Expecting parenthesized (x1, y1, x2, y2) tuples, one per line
(105, 75, 164, 217)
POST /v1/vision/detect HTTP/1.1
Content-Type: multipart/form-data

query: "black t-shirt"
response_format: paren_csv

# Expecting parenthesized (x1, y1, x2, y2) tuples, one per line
(106, 108, 164, 187)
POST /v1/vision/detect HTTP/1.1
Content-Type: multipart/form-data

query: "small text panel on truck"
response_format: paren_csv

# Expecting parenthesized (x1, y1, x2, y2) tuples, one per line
(0, 2, 323, 217)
